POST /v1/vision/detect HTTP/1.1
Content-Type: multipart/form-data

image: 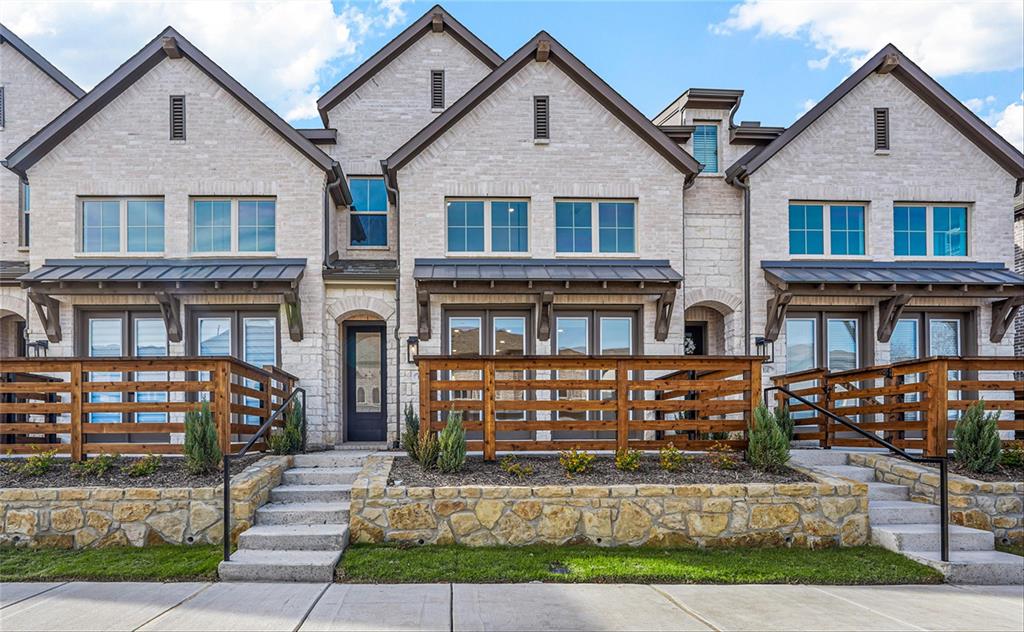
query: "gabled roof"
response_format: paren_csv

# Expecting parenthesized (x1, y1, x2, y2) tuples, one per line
(385, 31, 703, 185)
(652, 88, 744, 125)
(0, 24, 85, 98)
(316, 5, 502, 126)
(728, 43, 1024, 181)
(4, 26, 351, 205)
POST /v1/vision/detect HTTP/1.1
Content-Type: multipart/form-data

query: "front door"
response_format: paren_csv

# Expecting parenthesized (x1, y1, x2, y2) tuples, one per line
(345, 324, 387, 442)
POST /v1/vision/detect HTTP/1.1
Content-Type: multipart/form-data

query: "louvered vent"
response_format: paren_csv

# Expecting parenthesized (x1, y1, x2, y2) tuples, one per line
(874, 107, 889, 151)
(431, 70, 444, 110)
(534, 96, 550, 140)
(170, 95, 186, 140)
(0, 87, 5, 128)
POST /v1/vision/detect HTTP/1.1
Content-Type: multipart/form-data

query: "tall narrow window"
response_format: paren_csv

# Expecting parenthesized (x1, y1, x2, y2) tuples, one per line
(829, 205, 865, 255)
(170, 95, 186, 140)
(894, 206, 927, 256)
(533, 96, 549, 140)
(430, 70, 444, 110)
(20, 182, 29, 247)
(692, 124, 719, 173)
(788, 204, 824, 255)
(873, 108, 889, 151)
(349, 178, 388, 246)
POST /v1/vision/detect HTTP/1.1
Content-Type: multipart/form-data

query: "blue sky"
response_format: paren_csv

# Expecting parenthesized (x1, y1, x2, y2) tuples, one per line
(4, 0, 1022, 148)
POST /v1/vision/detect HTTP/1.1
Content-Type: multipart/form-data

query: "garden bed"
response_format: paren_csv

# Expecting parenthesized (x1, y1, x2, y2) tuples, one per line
(0, 454, 262, 488)
(389, 454, 812, 487)
(913, 458, 1024, 483)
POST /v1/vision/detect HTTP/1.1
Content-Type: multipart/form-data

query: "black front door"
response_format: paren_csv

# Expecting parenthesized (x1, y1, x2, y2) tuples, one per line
(345, 324, 387, 442)
(685, 324, 707, 355)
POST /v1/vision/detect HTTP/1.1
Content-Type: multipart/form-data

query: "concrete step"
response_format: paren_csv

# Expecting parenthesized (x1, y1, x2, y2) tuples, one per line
(867, 482, 910, 500)
(872, 523, 995, 553)
(270, 483, 351, 504)
(282, 466, 362, 486)
(869, 500, 941, 525)
(218, 549, 342, 582)
(788, 450, 849, 466)
(904, 550, 1024, 585)
(293, 452, 371, 468)
(819, 465, 876, 482)
(237, 524, 350, 551)
(254, 501, 350, 526)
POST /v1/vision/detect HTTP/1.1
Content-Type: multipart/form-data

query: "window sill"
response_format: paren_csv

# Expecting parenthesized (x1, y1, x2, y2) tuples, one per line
(444, 252, 533, 258)
(349, 245, 391, 251)
(533, 138, 550, 145)
(74, 252, 167, 258)
(16, 246, 29, 253)
(874, 149, 890, 156)
(188, 252, 281, 258)
(697, 172, 723, 178)
(554, 252, 641, 259)
(430, 108, 445, 114)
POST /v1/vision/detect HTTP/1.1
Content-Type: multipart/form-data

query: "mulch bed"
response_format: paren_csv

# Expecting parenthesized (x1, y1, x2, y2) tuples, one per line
(389, 454, 812, 487)
(0, 454, 262, 488)
(901, 457, 1024, 483)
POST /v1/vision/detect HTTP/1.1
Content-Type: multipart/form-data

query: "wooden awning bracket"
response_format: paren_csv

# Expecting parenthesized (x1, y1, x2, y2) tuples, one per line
(990, 295, 1024, 343)
(764, 291, 793, 342)
(876, 293, 912, 342)
(537, 291, 554, 341)
(283, 290, 304, 342)
(654, 287, 676, 342)
(417, 289, 432, 341)
(28, 291, 62, 343)
(156, 291, 183, 343)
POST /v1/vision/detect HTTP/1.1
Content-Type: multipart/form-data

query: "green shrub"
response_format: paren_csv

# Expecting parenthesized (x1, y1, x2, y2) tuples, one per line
(1001, 440, 1024, 468)
(614, 448, 642, 472)
(746, 403, 791, 472)
(269, 400, 304, 455)
(701, 431, 731, 441)
(559, 449, 595, 477)
(402, 404, 421, 462)
(14, 448, 59, 476)
(772, 405, 795, 441)
(658, 445, 686, 471)
(436, 410, 467, 474)
(953, 401, 1002, 473)
(71, 453, 119, 477)
(184, 401, 221, 475)
(499, 455, 534, 480)
(123, 454, 162, 477)
(417, 430, 440, 471)
(708, 441, 738, 469)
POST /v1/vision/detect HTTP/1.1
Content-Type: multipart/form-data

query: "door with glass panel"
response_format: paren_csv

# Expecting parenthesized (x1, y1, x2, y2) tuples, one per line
(784, 317, 818, 423)
(345, 324, 387, 442)
(824, 314, 863, 428)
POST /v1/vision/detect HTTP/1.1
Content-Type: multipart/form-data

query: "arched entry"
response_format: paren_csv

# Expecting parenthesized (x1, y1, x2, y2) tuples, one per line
(336, 309, 389, 443)
(684, 290, 742, 355)
(0, 309, 26, 358)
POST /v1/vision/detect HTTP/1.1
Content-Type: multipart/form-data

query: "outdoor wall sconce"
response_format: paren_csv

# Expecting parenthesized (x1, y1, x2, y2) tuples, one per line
(754, 336, 774, 364)
(406, 336, 419, 363)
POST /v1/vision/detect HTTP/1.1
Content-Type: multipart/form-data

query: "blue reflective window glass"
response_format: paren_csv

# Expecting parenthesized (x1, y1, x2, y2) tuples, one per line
(555, 201, 592, 253)
(193, 200, 232, 252)
(829, 205, 865, 255)
(491, 201, 528, 252)
(933, 206, 967, 256)
(82, 200, 121, 252)
(788, 204, 824, 255)
(349, 178, 388, 246)
(893, 206, 927, 256)
(692, 124, 718, 173)
(447, 200, 484, 252)
(238, 200, 275, 252)
(598, 202, 636, 253)
(127, 200, 164, 252)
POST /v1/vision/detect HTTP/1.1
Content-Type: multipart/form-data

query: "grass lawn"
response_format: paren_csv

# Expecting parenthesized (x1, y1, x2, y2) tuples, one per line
(340, 544, 943, 585)
(996, 542, 1024, 557)
(0, 545, 222, 582)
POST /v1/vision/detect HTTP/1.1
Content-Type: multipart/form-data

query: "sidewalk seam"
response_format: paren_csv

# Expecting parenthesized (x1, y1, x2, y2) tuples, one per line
(648, 585, 721, 631)
(132, 581, 213, 631)
(292, 582, 332, 632)
(809, 585, 928, 631)
(0, 581, 67, 610)
(448, 583, 454, 632)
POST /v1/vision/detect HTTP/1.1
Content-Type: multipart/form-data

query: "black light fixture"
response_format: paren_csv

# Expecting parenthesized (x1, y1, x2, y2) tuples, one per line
(754, 336, 774, 364)
(406, 336, 419, 364)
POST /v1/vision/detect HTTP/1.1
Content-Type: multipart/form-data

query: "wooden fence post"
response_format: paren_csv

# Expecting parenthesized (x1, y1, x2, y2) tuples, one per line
(70, 361, 83, 462)
(483, 360, 496, 461)
(822, 372, 833, 449)
(926, 358, 949, 457)
(214, 361, 232, 455)
(418, 360, 430, 442)
(616, 360, 628, 454)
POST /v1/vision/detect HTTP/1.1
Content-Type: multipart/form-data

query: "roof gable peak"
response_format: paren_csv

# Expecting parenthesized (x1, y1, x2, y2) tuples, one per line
(0, 23, 85, 98)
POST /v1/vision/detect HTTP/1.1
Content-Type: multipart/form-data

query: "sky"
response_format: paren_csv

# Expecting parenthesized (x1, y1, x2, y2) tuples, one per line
(3, 0, 1022, 150)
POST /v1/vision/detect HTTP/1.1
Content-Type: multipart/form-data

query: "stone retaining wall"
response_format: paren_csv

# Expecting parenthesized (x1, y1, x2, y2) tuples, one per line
(848, 453, 1023, 545)
(0, 455, 290, 548)
(350, 456, 869, 548)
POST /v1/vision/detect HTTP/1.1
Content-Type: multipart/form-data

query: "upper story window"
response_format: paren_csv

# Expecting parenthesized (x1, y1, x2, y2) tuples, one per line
(349, 177, 387, 247)
(446, 199, 528, 253)
(789, 202, 866, 256)
(81, 198, 165, 254)
(893, 205, 968, 257)
(555, 200, 636, 255)
(693, 123, 718, 173)
(192, 198, 275, 254)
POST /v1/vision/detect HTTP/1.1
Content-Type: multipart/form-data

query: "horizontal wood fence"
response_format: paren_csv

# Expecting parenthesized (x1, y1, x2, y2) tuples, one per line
(417, 355, 763, 460)
(771, 356, 1024, 456)
(0, 357, 298, 461)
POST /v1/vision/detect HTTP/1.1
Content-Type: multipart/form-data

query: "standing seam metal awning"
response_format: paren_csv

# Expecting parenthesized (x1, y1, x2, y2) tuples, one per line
(761, 260, 1024, 288)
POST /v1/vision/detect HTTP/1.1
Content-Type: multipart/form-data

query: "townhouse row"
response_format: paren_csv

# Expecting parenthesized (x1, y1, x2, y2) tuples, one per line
(1, 6, 1021, 448)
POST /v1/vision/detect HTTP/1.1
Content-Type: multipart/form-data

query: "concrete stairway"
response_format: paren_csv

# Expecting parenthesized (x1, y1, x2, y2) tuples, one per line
(218, 451, 370, 582)
(792, 450, 1023, 584)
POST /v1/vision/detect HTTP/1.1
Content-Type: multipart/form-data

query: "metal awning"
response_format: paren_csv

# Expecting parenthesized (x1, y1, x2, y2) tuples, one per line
(760, 260, 1024, 345)
(413, 258, 682, 343)
(0, 260, 30, 284)
(19, 258, 307, 344)
(324, 258, 398, 281)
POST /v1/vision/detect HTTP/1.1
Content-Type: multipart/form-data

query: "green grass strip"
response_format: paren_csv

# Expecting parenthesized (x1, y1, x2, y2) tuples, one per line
(340, 544, 943, 585)
(0, 545, 222, 582)
(995, 542, 1024, 557)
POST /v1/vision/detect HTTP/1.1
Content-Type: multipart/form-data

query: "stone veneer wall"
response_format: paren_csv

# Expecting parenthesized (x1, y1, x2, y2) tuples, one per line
(848, 453, 1023, 545)
(0, 456, 290, 549)
(350, 456, 869, 548)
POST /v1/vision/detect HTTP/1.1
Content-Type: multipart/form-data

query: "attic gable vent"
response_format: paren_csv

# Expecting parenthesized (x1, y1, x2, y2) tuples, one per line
(534, 95, 549, 140)
(873, 107, 889, 151)
(431, 70, 445, 110)
(169, 95, 186, 140)
(0, 87, 5, 128)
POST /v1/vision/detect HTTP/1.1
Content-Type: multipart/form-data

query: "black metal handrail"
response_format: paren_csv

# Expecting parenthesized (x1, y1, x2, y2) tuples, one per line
(765, 384, 949, 562)
(222, 387, 306, 562)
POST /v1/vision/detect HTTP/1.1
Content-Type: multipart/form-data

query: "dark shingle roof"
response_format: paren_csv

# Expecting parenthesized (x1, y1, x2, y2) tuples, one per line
(414, 258, 681, 283)
(19, 258, 306, 285)
(761, 260, 1024, 286)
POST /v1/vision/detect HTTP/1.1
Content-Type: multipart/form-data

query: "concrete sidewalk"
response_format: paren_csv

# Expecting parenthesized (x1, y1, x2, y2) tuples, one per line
(2, 581, 1022, 631)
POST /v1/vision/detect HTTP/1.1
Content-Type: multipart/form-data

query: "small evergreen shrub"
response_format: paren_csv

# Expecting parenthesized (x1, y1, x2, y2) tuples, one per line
(71, 453, 119, 477)
(558, 449, 595, 477)
(772, 405, 795, 441)
(123, 454, 162, 477)
(1001, 440, 1024, 468)
(746, 403, 791, 472)
(953, 401, 1002, 473)
(659, 444, 686, 471)
(14, 448, 59, 476)
(269, 400, 304, 455)
(402, 404, 421, 463)
(437, 410, 467, 473)
(184, 401, 222, 475)
(499, 454, 534, 480)
(614, 448, 642, 472)
(417, 430, 440, 471)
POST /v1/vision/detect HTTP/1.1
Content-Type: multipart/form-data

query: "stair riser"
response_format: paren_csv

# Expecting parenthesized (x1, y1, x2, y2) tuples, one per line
(872, 530, 994, 552)
(218, 562, 337, 582)
(255, 509, 349, 526)
(270, 488, 350, 503)
(237, 532, 348, 551)
(293, 454, 368, 468)
(788, 450, 850, 466)
(868, 486, 910, 500)
(283, 470, 359, 485)
(907, 556, 1024, 585)
(869, 505, 941, 525)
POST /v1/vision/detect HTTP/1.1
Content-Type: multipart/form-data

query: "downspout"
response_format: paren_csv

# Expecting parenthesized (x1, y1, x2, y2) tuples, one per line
(381, 160, 401, 449)
(727, 169, 752, 354)
(682, 173, 698, 353)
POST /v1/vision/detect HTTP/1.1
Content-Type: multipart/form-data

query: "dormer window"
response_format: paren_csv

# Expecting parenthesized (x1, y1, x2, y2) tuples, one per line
(693, 123, 718, 173)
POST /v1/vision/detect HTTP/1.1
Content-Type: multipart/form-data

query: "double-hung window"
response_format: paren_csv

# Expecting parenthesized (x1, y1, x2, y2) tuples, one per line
(81, 198, 165, 254)
(349, 177, 388, 247)
(692, 123, 719, 173)
(893, 204, 968, 257)
(446, 199, 528, 253)
(788, 202, 866, 256)
(192, 198, 276, 254)
(555, 200, 636, 254)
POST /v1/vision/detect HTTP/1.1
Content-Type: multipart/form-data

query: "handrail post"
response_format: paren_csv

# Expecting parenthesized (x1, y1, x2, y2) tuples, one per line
(418, 360, 430, 443)
(926, 359, 950, 458)
(822, 375, 833, 450)
(747, 358, 762, 429)
(939, 457, 949, 562)
(214, 361, 232, 456)
(222, 452, 231, 562)
(482, 360, 496, 461)
(615, 359, 628, 454)
(70, 361, 83, 462)
(300, 388, 307, 453)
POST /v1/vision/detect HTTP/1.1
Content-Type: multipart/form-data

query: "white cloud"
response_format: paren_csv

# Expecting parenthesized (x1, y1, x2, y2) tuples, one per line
(0, 0, 412, 123)
(798, 98, 816, 116)
(712, 1, 1024, 76)
(991, 94, 1024, 152)
(963, 95, 996, 113)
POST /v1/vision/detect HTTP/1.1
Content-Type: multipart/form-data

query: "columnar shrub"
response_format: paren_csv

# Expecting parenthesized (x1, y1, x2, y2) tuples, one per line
(269, 400, 304, 455)
(417, 430, 440, 471)
(772, 405, 795, 441)
(953, 401, 1001, 473)
(402, 403, 421, 462)
(184, 401, 222, 475)
(746, 403, 790, 472)
(437, 410, 467, 473)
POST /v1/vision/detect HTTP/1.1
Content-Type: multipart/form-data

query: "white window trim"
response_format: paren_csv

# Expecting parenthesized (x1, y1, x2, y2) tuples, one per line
(76, 197, 165, 257)
(892, 202, 972, 260)
(190, 197, 278, 256)
(693, 120, 721, 177)
(444, 198, 531, 256)
(788, 200, 871, 260)
(553, 198, 640, 258)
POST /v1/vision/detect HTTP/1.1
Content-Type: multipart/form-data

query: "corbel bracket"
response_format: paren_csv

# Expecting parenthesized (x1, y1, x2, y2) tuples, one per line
(28, 291, 62, 343)
(990, 295, 1024, 343)
(876, 293, 912, 342)
(654, 287, 677, 342)
(283, 290, 304, 342)
(764, 291, 793, 342)
(537, 291, 554, 341)
(417, 288, 432, 340)
(156, 291, 183, 343)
